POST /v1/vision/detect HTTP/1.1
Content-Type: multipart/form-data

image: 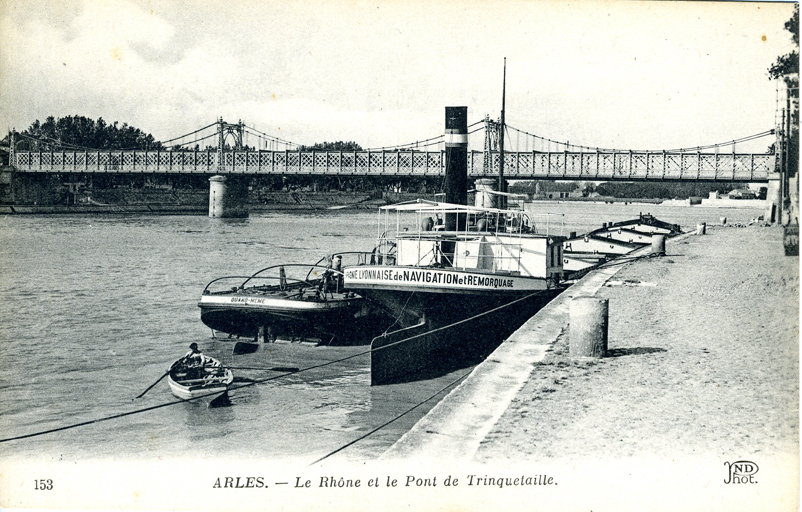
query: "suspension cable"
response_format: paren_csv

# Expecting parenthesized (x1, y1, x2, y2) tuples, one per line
(167, 131, 219, 148)
(242, 125, 299, 147)
(361, 119, 485, 151)
(503, 123, 775, 154)
(363, 134, 444, 151)
(14, 132, 103, 151)
(159, 122, 218, 145)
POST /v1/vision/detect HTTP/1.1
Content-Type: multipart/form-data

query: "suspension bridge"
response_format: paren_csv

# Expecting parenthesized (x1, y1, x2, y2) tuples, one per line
(7, 116, 778, 182)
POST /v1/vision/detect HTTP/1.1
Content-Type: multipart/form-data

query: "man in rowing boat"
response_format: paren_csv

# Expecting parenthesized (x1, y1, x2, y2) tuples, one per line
(176, 343, 221, 379)
(183, 342, 204, 367)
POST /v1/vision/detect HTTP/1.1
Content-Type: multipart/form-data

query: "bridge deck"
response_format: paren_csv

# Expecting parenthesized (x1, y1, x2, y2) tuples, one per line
(12, 149, 774, 182)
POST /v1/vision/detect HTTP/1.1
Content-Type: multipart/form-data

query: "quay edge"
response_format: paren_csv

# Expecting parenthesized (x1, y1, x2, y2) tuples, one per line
(379, 237, 658, 461)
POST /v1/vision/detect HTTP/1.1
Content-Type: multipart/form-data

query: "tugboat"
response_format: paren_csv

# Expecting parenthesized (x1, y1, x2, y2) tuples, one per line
(343, 105, 566, 384)
(343, 200, 565, 328)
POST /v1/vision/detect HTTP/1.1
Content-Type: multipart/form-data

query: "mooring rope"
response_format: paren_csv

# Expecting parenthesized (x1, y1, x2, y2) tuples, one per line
(0, 238, 666, 447)
(0, 290, 546, 445)
(309, 368, 473, 466)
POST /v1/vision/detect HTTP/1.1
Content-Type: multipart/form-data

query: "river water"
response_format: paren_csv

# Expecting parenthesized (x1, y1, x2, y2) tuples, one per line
(0, 202, 764, 464)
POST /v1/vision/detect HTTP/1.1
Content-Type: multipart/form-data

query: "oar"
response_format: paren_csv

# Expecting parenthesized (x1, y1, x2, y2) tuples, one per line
(232, 341, 259, 355)
(133, 370, 170, 400)
(227, 365, 300, 373)
(208, 391, 232, 409)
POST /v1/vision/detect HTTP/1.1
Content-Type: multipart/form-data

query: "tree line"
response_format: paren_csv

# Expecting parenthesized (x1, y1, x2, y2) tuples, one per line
(0, 115, 367, 155)
(7, 115, 163, 152)
(767, 3, 799, 185)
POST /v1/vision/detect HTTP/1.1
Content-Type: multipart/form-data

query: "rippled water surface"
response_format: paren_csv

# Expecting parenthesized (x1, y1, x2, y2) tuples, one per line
(0, 203, 763, 463)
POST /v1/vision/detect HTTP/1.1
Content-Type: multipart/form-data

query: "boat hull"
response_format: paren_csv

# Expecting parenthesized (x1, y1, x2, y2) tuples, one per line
(562, 252, 610, 273)
(167, 367, 233, 401)
(366, 287, 562, 384)
(344, 265, 563, 384)
(198, 290, 373, 343)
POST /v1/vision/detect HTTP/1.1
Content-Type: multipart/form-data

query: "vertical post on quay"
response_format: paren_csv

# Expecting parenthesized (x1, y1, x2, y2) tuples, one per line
(696, 222, 706, 235)
(651, 235, 666, 256)
(569, 297, 608, 358)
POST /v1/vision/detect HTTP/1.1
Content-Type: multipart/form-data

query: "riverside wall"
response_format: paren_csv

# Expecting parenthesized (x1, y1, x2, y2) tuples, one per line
(0, 169, 437, 213)
(0, 187, 419, 214)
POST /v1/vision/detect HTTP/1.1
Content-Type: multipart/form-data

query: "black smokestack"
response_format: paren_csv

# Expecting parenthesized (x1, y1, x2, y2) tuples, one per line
(444, 106, 468, 211)
(442, 106, 468, 266)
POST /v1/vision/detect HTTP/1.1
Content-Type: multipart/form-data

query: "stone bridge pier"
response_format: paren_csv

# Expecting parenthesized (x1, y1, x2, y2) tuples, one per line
(208, 175, 250, 218)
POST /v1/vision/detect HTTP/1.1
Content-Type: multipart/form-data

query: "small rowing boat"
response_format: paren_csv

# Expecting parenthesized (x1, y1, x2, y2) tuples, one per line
(167, 356, 233, 402)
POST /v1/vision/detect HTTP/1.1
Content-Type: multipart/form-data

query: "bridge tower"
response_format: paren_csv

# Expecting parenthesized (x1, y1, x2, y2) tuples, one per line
(209, 118, 249, 218)
(769, 83, 798, 226)
(217, 118, 245, 150)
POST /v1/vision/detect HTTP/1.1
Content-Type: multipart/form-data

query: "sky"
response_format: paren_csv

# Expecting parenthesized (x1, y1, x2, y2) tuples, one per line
(0, 0, 797, 153)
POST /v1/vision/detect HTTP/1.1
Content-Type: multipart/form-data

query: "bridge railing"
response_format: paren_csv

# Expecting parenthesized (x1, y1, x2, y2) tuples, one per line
(476, 151, 775, 182)
(12, 149, 774, 181)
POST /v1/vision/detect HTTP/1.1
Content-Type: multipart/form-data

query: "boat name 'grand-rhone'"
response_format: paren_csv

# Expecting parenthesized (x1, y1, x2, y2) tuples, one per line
(345, 268, 516, 289)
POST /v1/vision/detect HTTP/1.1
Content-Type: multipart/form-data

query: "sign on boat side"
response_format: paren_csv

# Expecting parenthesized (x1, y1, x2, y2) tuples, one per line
(343, 265, 549, 293)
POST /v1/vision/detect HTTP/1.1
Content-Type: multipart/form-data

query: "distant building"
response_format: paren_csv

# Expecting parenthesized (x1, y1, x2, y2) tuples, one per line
(532, 181, 583, 199)
(727, 188, 757, 200)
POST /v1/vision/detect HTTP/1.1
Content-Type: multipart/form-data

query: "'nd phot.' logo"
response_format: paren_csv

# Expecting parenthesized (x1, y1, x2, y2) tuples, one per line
(724, 461, 759, 484)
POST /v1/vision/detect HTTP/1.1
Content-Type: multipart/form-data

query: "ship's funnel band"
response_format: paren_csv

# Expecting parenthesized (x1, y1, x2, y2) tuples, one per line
(444, 130, 468, 147)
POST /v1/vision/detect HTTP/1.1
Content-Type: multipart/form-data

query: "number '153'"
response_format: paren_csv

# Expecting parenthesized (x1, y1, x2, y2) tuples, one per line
(35, 479, 53, 490)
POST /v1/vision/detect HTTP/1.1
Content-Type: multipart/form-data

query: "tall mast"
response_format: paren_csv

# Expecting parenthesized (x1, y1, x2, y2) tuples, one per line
(498, 58, 507, 209)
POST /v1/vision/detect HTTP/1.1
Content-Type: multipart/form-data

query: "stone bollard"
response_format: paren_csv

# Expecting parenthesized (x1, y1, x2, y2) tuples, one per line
(696, 222, 706, 235)
(569, 297, 608, 358)
(651, 235, 666, 256)
(720, 216, 727, 225)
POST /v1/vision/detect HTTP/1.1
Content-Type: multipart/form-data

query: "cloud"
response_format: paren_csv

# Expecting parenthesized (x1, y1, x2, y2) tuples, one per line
(0, 0, 795, 154)
(1, 0, 177, 128)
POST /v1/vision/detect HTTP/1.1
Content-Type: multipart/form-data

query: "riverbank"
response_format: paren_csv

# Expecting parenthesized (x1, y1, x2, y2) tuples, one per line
(379, 222, 798, 510)
(0, 202, 386, 215)
(0, 197, 768, 215)
(0, 190, 429, 214)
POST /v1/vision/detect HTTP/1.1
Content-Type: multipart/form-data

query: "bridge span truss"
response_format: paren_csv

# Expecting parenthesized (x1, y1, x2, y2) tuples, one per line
(12, 149, 774, 182)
